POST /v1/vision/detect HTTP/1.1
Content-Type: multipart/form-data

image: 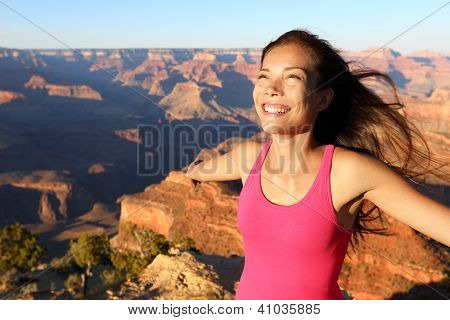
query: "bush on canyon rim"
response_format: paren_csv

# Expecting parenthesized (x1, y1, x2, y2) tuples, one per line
(0, 223, 47, 273)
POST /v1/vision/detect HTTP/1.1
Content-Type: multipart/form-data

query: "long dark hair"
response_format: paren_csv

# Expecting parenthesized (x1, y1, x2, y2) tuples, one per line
(260, 28, 449, 255)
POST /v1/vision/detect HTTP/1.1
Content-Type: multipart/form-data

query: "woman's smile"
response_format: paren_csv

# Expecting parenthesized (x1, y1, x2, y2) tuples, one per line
(261, 102, 292, 117)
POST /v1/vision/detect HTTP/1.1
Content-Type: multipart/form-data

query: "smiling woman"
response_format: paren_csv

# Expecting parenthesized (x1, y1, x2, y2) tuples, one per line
(253, 30, 449, 246)
(186, 28, 450, 300)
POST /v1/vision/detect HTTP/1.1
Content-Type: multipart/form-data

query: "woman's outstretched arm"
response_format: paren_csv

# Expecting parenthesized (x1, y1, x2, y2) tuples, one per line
(185, 140, 256, 182)
(350, 151, 450, 247)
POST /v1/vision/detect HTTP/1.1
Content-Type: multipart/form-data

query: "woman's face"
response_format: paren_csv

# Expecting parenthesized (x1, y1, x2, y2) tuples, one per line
(253, 43, 328, 135)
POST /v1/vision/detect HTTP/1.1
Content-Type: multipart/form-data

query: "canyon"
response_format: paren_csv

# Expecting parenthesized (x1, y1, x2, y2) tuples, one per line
(0, 46, 448, 299)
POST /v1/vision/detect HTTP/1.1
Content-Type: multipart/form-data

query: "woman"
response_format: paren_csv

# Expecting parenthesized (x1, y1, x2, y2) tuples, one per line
(185, 29, 450, 300)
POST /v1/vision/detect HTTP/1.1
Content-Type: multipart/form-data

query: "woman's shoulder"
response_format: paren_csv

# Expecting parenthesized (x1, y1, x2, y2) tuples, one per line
(333, 145, 379, 176)
(333, 145, 380, 167)
(332, 145, 389, 199)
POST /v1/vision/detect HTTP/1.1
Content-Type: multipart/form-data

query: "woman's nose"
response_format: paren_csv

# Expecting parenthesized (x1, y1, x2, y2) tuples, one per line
(265, 83, 282, 96)
(265, 82, 281, 96)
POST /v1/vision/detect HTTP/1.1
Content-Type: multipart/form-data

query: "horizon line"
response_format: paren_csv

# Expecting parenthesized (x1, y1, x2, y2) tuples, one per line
(0, 46, 448, 56)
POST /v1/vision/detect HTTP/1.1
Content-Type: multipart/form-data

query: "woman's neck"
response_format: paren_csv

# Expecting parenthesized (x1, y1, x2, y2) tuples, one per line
(267, 131, 322, 176)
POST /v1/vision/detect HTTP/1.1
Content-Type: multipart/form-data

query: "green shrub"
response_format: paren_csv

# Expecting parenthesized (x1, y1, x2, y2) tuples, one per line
(50, 255, 76, 274)
(0, 223, 47, 273)
(69, 233, 111, 271)
(171, 236, 196, 251)
(123, 223, 169, 259)
(110, 249, 149, 279)
(100, 267, 125, 287)
(65, 273, 83, 297)
(68, 232, 111, 297)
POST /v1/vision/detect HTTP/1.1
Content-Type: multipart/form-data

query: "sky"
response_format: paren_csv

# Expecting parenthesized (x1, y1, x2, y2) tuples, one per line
(0, 0, 449, 54)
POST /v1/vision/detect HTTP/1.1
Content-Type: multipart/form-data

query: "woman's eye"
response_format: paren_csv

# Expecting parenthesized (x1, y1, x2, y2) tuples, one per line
(256, 74, 301, 80)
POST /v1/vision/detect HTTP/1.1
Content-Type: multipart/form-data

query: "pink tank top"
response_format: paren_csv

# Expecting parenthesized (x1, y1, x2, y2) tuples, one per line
(236, 140, 353, 300)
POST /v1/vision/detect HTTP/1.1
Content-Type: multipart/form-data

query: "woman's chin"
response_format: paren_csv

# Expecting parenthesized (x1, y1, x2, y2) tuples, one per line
(261, 123, 290, 134)
(261, 121, 313, 135)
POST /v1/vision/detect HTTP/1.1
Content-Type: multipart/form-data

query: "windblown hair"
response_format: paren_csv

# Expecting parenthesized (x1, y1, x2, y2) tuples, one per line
(261, 28, 449, 255)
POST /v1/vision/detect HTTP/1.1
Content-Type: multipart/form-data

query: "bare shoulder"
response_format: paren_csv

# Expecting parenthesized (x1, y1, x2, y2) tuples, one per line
(333, 145, 383, 173)
(332, 145, 390, 200)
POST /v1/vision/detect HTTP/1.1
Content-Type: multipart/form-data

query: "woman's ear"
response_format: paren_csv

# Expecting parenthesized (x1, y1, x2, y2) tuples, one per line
(317, 87, 334, 111)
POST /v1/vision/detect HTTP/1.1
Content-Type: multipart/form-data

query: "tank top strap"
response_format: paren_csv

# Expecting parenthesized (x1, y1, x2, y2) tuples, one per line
(294, 143, 334, 206)
(312, 143, 335, 191)
(321, 144, 335, 176)
(249, 140, 272, 175)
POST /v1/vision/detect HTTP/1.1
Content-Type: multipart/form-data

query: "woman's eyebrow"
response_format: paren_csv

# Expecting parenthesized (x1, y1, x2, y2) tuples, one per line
(259, 66, 307, 73)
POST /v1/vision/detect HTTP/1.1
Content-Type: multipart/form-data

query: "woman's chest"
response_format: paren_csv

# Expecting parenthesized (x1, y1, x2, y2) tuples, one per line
(240, 147, 362, 232)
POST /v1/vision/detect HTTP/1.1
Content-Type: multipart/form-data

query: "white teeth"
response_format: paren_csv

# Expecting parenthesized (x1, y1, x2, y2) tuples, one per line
(263, 104, 290, 114)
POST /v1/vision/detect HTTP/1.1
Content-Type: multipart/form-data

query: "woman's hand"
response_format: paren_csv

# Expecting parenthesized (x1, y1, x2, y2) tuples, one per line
(184, 141, 259, 182)
(340, 287, 353, 300)
(185, 159, 203, 179)
(185, 149, 219, 179)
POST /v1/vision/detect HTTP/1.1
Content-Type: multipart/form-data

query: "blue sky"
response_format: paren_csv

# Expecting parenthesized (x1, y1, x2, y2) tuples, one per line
(0, 0, 449, 54)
